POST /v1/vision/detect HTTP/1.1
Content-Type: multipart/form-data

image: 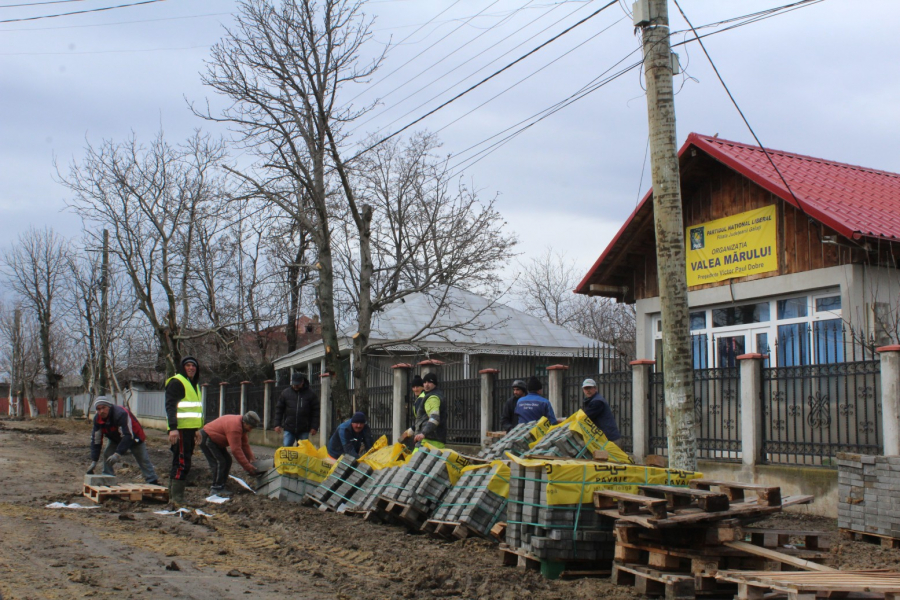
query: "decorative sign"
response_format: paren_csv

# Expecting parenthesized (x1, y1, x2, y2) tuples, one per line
(685, 205, 777, 286)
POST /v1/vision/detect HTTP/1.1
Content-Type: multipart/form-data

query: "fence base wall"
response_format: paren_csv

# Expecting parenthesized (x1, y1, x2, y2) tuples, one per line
(696, 459, 837, 518)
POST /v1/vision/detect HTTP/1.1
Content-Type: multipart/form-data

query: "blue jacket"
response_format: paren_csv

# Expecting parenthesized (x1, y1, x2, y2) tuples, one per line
(583, 392, 621, 441)
(90, 405, 146, 461)
(514, 393, 557, 425)
(327, 420, 375, 460)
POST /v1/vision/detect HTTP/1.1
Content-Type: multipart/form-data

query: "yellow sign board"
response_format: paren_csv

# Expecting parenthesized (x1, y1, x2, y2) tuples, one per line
(686, 205, 777, 286)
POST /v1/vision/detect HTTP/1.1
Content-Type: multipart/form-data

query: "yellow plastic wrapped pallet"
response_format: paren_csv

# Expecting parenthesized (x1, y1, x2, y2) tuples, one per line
(548, 410, 633, 464)
(274, 442, 333, 483)
(508, 454, 703, 505)
(358, 436, 412, 470)
(526, 416, 552, 448)
(459, 460, 511, 498)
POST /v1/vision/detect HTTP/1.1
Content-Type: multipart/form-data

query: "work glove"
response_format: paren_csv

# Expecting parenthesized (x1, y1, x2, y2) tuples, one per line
(86, 461, 97, 475)
(106, 453, 121, 467)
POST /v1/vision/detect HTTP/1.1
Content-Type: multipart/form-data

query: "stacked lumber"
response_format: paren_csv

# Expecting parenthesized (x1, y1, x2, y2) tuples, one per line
(598, 480, 822, 599)
(255, 468, 319, 503)
(424, 461, 508, 540)
(837, 452, 900, 546)
(476, 420, 544, 460)
(304, 456, 375, 512)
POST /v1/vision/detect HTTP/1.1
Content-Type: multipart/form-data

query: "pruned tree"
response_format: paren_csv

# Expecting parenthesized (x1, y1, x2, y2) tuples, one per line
(2, 227, 72, 416)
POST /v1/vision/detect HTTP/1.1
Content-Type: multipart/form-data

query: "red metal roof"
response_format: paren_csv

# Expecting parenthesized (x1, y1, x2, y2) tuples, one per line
(575, 133, 900, 295)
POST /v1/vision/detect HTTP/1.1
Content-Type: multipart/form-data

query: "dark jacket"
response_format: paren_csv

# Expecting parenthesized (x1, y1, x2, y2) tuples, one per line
(500, 395, 519, 432)
(165, 363, 202, 430)
(327, 420, 375, 459)
(90, 405, 146, 461)
(274, 381, 320, 434)
(413, 387, 447, 444)
(583, 392, 621, 441)
(514, 392, 557, 425)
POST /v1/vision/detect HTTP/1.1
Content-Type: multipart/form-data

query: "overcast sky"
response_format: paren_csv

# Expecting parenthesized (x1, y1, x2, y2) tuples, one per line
(2, 0, 898, 282)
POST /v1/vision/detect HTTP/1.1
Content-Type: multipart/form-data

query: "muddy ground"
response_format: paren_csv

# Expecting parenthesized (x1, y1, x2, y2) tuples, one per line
(0, 418, 897, 600)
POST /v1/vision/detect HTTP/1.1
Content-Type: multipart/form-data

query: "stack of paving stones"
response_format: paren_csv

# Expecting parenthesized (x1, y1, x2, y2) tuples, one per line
(84, 474, 118, 487)
(477, 420, 541, 460)
(255, 468, 319, 503)
(837, 452, 900, 538)
(305, 456, 375, 511)
(428, 463, 507, 538)
(353, 466, 398, 514)
(505, 460, 614, 562)
(377, 447, 457, 517)
(528, 424, 592, 459)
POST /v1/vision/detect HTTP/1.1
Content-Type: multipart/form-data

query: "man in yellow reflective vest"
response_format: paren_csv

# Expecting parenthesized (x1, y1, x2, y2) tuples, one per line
(165, 356, 203, 504)
(412, 372, 447, 448)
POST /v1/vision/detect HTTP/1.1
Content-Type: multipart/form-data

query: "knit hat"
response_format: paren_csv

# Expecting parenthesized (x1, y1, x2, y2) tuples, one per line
(92, 396, 114, 410)
(526, 376, 542, 392)
(181, 356, 199, 369)
(512, 379, 527, 391)
(410, 375, 424, 388)
(582, 378, 597, 388)
(351, 411, 367, 424)
(291, 372, 306, 386)
(422, 372, 438, 385)
(243, 411, 261, 428)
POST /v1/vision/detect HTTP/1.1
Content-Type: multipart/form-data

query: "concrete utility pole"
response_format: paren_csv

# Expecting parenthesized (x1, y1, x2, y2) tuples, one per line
(99, 229, 109, 396)
(637, 0, 697, 470)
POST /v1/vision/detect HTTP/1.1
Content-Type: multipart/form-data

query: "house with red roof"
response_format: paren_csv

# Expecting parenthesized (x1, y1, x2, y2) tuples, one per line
(576, 133, 900, 369)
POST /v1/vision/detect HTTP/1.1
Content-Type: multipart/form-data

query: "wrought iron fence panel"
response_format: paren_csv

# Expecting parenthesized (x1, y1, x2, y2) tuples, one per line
(694, 367, 741, 460)
(492, 377, 517, 432)
(441, 378, 482, 445)
(648, 371, 667, 455)
(222, 385, 242, 416)
(366, 384, 394, 440)
(562, 371, 633, 452)
(271, 384, 291, 430)
(763, 360, 882, 465)
(243, 384, 268, 428)
(203, 391, 218, 423)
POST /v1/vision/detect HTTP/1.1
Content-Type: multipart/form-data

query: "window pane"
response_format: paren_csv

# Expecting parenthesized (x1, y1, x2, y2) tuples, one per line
(778, 297, 808, 319)
(816, 296, 841, 313)
(814, 319, 843, 364)
(716, 336, 745, 368)
(777, 324, 810, 366)
(712, 303, 770, 327)
(690, 312, 706, 331)
(691, 333, 708, 369)
(756, 332, 770, 367)
(654, 338, 664, 372)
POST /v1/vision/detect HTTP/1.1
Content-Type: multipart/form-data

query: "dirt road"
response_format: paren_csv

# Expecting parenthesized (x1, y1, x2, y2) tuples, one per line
(1, 417, 897, 600)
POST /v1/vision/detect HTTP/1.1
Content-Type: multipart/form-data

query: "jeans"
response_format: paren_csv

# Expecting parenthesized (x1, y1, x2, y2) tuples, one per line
(282, 430, 310, 447)
(102, 440, 159, 484)
(199, 430, 232, 490)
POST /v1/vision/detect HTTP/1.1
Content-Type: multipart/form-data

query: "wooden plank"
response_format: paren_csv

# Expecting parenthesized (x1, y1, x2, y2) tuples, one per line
(638, 484, 730, 512)
(723, 541, 836, 572)
(594, 490, 670, 518)
(689, 479, 782, 506)
(597, 495, 812, 528)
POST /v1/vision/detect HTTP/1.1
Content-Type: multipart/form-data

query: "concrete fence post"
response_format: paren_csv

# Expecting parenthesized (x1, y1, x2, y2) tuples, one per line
(200, 384, 209, 422)
(417, 359, 444, 379)
(479, 369, 499, 447)
(877, 345, 900, 455)
(546, 365, 569, 418)
(630, 359, 655, 463)
(219, 382, 227, 417)
(737, 353, 766, 468)
(263, 380, 274, 431)
(320, 372, 332, 447)
(240, 381, 249, 415)
(392, 364, 412, 443)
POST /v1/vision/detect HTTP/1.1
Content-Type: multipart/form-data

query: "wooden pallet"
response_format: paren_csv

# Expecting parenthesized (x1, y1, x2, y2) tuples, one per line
(83, 483, 169, 503)
(745, 528, 831, 552)
(716, 569, 900, 600)
(499, 544, 610, 580)
(612, 563, 698, 599)
(372, 497, 428, 530)
(491, 521, 507, 543)
(840, 529, 900, 549)
(421, 519, 473, 540)
(690, 479, 782, 507)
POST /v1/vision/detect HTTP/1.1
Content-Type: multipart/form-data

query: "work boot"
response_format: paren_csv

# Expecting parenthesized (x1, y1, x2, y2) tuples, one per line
(210, 486, 230, 499)
(170, 480, 186, 505)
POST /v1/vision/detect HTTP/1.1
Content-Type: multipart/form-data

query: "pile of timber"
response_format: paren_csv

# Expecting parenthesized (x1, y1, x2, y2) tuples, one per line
(477, 421, 542, 460)
(597, 479, 825, 599)
(424, 461, 508, 541)
(837, 452, 900, 547)
(304, 456, 374, 512)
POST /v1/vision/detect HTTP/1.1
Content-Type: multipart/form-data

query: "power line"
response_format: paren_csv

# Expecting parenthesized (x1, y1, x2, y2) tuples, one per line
(0, 0, 86, 8)
(0, 0, 164, 24)
(349, 0, 618, 162)
(0, 42, 209, 55)
(0, 10, 229, 32)
(352, 0, 593, 137)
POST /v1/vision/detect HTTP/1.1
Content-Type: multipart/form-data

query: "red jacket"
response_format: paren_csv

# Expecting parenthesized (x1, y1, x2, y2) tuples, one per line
(203, 415, 255, 473)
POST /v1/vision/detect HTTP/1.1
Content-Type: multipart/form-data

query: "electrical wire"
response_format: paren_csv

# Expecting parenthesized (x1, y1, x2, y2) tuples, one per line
(0, 0, 86, 8)
(0, 10, 229, 31)
(0, 0, 164, 24)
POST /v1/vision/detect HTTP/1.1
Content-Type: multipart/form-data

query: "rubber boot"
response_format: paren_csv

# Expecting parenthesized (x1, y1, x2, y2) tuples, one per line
(171, 480, 186, 505)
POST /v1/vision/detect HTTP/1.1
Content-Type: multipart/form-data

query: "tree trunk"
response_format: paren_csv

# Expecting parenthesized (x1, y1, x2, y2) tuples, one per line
(352, 205, 375, 414)
(38, 313, 60, 418)
(642, 0, 697, 471)
(26, 383, 38, 418)
(314, 240, 349, 415)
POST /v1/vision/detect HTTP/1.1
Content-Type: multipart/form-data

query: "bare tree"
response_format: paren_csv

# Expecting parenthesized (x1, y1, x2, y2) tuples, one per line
(2, 227, 72, 416)
(60, 130, 229, 377)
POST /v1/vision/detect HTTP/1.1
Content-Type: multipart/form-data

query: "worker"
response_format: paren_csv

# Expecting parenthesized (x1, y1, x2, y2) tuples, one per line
(499, 379, 528, 432)
(514, 376, 557, 424)
(412, 372, 447, 448)
(581, 378, 621, 441)
(410, 374, 425, 403)
(165, 356, 204, 504)
(199, 411, 261, 497)
(273, 372, 319, 447)
(87, 396, 159, 485)
(327, 412, 375, 460)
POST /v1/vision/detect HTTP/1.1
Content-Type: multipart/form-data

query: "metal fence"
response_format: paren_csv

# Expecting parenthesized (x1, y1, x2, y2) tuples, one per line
(442, 378, 481, 445)
(367, 384, 394, 440)
(648, 367, 742, 460)
(134, 391, 166, 419)
(762, 359, 882, 465)
(563, 371, 634, 452)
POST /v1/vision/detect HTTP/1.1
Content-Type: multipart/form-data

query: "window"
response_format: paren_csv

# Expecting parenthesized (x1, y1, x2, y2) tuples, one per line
(692, 333, 708, 369)
(777, 323, 810, 366)
(814, 319, 843, 364)
(712, 303, 769, 327)
(716, 335, 745, 368)
(690, 312, 706, 331)
(778, 297, 808, 319)
(815, 296, 841, 313)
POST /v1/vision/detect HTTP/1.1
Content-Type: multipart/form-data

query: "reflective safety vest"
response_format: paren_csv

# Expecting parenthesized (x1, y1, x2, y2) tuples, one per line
(165, 373, 203, 430)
